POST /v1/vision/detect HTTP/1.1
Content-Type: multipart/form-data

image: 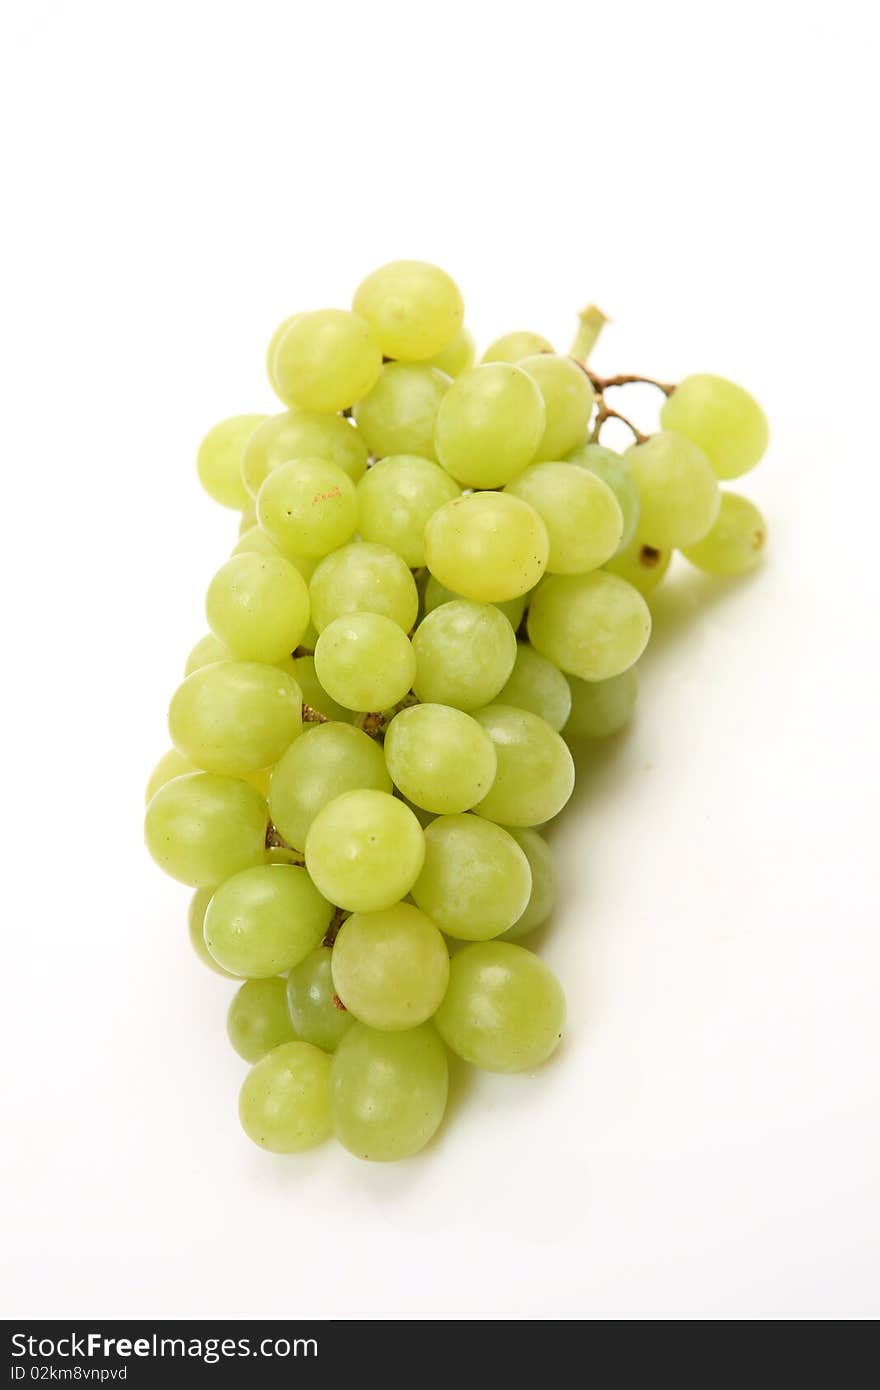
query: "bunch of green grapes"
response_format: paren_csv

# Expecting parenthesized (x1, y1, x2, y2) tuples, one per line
(146, 261, 769, 1162)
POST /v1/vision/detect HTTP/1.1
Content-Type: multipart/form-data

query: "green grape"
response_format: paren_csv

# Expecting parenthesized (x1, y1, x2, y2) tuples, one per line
(353, 363, 450, 460)
(168, 661, 303, 775)
(305, 790, 425, 912)
(660, 374, 769, 479)
(314, 613, 416, 712)
(309, 542, 418, 634)
(227, 977, 298, 1062)
(204, 864, 331, 977)
(506, 462, 622, 574)
(268, 309, 382, 413)
(518, 354, 595, 461)
(604, 536, 671, 595)
(239, 1041, 332, 1153)
(292, 655, 353, 724)
(566, 442, 641, 554)
(626, 431, 720, 547)
(269, 721, 392, 850)
(331, 903, 449, 1030)
(496, 643, 572, 731)
(196, 413, 267, 510)
(481, 330, 554, 363)
(241, 409, 369, 497)
(501, 829, 556, 939)
(565, 668, 639, 739)
(434, 942, 565, 1072)
(353, 260, 464, 360)
(424, 492, 549, 602)
(423, 326, 475, 377)
(238, 502, 258, 535)
(205, 553, 310, 663)
(356, 453, 460, 567)
(422, 575, 526, 632)
(384, 703, 497, 813)
(257, 458, 358, 559)
(231, 527, 283, 560)
(528, 571, 651, 680)
(434, 363, 545, 487)
(187, 888, 239, 977)
(145, 747, 197, 803)
(472, 705, 575, 827)
(412, 599, 517, 710)
(412, 814, 532, 941)
(331, 1022, 448, 1161)
(185, 632, 230, 675)
(287, 947, 354, 1052)
(144, 773, 268, 886)
(682, 492, 767, 575)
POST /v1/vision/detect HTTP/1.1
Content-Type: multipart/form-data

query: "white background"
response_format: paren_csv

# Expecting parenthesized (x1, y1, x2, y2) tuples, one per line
(2, 0, 878, 1321)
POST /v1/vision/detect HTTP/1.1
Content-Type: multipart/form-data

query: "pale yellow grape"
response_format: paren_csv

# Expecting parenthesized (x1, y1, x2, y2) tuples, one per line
(528, 571, 651, 680)
(292, 655, 353, 724)
(604, 537, 671, 595)
(412, 599, 516, 710)
(422, 575, 526, 632)
(565, 668, 639, 739)
(265, 313, 298, 382)
(185, 632, 229, 675)
(353, 363, 450, 460)
(425, 493, 549, 603)
(309, 542, 418, 634)
(353, 260, 464, 360)
(496, 643, 572, 731)
(682, 492, 767, 574)
(472, 705, 575, 827)
(434, 363, 545, 487)
(239, 1042, 332, 1153)
(331, 904, 450, 1030)
(269, 309, 382, 413)
(434, 942, 565, 1072)
(269, 721, 392, 850)
(519, 353, 595, 461)
(506, 462, 623, 574)
(661, 374, 769, 479)
(314, 613, 415, 712)
(241, 410, 368, 497)
(356, 454, 460, 567)
(187, 888, 239, 977)
(197, 413, 266, 510)
(231, 527, 283, 560)
(205, 553, 310, 663)
(144, 773, 268, 886)
(168, 661, 303, 776)
(384, 704, 497, 814)
(238, 502, 258, 535)
(331, 1023, 448, 1161)
(481, 330, 554, 363)
(227, 977, 298, 1062)
(287, 948, 354, 1053)
(502, 829, 557, 939)
(412, 814, 532, 941)
(423, 326, 475, 377)
(305, 790, 425, 912)
(145, 748, 197, 802)
(626, 431, 720, 548)
(566, 442, 641, 555)
(257, 458, 358, 559)
(204, 864, 331, 977)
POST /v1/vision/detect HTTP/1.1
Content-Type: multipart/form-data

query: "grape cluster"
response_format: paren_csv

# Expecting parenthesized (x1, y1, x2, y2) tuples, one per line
(145, 261, 769, 1162)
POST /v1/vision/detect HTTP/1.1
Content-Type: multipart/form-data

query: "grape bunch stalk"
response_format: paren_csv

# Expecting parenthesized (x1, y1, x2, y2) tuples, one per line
(144, 260, 769, 1162)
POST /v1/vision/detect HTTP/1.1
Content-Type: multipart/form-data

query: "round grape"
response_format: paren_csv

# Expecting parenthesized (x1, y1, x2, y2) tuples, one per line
(506, 461, 622, 574)
(356, 453, 460, 567)
(434, 941, 565, 1072)
(197, 413, 266, 510)
(269, 721, 392, 851)
(168, 661, 303, 776)
(472, 705, 575, 827)
(626, 431, 720, 548)
(269, 309, 381, 413)
(239, 1042, 332, 1153)
(424, 492, 549, 603)
(384, 703, 497, 813)
(353, 260, 464, 361)
(331, 1023, 448, 1161)
(144, 773, 268, 886)
(481, 330, 554, 363)
(528, 571, 651, 680)
(314, 612, 416, 712)
(412, 814, 532, 941)
(257, 458, 358, 559)
(660, 374, 769, 479)
(681, 492, 767, 575)
(519, 353, 595, 461)
(331, 903, 449, 1031)
(353, 362, 450, 460)
(309, 542, 418, 634)
(204, 864, 331, 977)
(286, 947, 354, 1053)
(227, 977, 298, 1063)
(305, 790, 425, 912)
(496, 643, 572, 731)
(241, 410, 369, 497)
(205, 552, 310, 663)
(412, 599, 516, 710)
(434, 363, 545, 487)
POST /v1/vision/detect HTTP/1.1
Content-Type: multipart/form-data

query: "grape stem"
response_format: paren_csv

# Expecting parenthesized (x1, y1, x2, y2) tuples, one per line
(590, 401, 648, 445)
(302, 703, 329, 724)
(585, 368, 676, 396)
(570, 304, 608, 361)
(323, 907, 349, 948)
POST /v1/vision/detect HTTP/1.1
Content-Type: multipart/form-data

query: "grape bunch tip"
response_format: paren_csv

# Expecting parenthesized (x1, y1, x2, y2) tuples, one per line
(145, 258, 770, 1163)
